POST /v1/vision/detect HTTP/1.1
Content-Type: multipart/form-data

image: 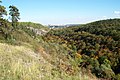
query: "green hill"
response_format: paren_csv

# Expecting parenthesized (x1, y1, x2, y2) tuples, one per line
(75, 19, 120, 41)
(45, 19, 120, 79)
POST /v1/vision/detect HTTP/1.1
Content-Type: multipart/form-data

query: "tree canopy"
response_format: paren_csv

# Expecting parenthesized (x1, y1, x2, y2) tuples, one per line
(45, 19, 120, 79)
(9, 5, 20, 28)
(0, 0, 7, 18)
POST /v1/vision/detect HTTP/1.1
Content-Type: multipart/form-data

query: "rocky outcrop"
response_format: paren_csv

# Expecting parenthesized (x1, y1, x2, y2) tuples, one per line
(27, 26, 48, 35)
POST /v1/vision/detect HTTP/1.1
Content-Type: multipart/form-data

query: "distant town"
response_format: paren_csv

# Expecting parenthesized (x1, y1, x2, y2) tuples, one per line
(48, 24, 80, 29)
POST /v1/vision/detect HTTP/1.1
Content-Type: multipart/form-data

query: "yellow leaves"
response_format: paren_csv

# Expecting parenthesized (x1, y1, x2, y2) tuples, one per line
(75, 53, 82, 58)
(95, 56, 98, 59)
(62, 43, 67, 47)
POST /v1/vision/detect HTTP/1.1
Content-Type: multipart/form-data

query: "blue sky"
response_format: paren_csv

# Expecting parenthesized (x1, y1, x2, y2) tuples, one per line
(2, 0, 120, 25)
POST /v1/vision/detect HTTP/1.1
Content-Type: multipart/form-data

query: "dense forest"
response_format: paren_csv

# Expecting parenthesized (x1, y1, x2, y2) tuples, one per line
(45, 19, 120, 79)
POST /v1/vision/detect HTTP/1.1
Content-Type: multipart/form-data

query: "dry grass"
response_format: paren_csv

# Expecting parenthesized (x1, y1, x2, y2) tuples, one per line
(0, 43, 98, 80)
(0, 43, 52, 80)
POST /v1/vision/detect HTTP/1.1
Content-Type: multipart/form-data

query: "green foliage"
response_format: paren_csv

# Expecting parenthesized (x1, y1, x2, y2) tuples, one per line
(45, 19, 120, 79)
(19, 22, 48, 30)
(0, 1, 7, 18)
(0, 19, 12, 39)
(76, 19, 120, 41)
(9, 5, 20, 28)
(115, 74, 120, 80)
(18, 22, 49, 37)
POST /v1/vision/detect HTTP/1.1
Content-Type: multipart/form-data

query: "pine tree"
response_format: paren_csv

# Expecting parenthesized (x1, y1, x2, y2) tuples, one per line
(9, 5, 20, 29)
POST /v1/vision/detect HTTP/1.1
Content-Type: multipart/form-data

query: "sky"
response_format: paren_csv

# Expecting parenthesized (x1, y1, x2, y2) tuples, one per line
(2, 0, 120, 25)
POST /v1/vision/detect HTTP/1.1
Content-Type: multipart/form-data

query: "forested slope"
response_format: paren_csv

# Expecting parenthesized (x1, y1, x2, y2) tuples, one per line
(45, 19, 120, 79)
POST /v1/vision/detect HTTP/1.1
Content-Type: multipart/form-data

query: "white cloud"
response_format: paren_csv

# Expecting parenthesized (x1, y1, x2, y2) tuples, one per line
(114, 11, 120, 15)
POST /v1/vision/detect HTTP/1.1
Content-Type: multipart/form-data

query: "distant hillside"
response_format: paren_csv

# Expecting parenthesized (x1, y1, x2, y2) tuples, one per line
(19, 22, 49, 30)
(45, 19, 120, 79)
(75, 19, 120, 41)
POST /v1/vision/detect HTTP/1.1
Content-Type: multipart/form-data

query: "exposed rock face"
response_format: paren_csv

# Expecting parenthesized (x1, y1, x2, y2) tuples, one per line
(27, 26, 48, 35)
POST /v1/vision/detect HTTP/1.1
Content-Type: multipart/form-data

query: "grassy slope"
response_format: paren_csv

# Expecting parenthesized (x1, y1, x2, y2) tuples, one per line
(0, 43, 53, 80)
(0, 22, 97, 80)
(0, 43, 97, 80)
